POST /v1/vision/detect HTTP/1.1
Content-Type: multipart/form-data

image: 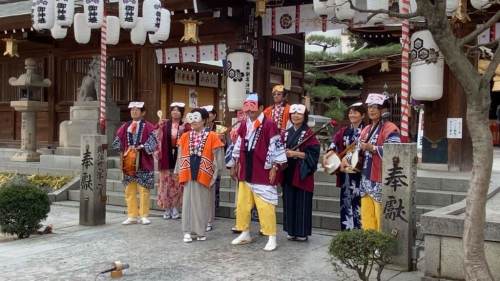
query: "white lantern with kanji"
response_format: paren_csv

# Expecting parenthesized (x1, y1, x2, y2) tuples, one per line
(313, 0, 335, 17)
(470, 0, 492, 10)
(410, 30, 444, 101)
(32, 0, 55, 30)
(74, 13, 91, 44)
(130, 17, 147, 45)
(83, 0, 103, 29)
(119, 0, 138, 29)
(142, 0, 162, 33)
(367, 0, 389, 24)
(54, 0, 74, 27)
(148, 33, 159, 44)
(446, 0, 459, 13)
(335, 0, 355, 21)
(50, 23, 67, 39)
(106, 16, 120, 45)
(226, 51, 254, 111)
(153, 8, 171, 43)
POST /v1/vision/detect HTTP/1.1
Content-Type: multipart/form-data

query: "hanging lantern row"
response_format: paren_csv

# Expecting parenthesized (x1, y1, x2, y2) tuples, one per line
(312, 0, 355, 21)
(31, 0, 170, 45)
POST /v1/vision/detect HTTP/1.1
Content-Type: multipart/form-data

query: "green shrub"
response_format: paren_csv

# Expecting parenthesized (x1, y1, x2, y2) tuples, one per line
(0, 181, 51, 239)
(329, 230, 396, 281)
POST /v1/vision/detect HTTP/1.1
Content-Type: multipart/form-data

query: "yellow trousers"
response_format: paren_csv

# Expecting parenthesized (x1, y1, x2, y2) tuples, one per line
(235, 181, 277, 236)
(125, 182, 150, 218)
(361, 195, 382, 231)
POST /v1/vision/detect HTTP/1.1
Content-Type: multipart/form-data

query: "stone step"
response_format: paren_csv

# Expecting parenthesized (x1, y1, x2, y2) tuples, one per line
(415, 189, 467, 207)
(68, 189, 341, 230)
(416, 176, 469, 193)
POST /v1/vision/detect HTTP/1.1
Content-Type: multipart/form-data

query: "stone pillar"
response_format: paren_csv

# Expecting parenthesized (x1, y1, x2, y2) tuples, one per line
(10, 100, 48, 162)
(381, 143, 417, 271)
(79, 134, 107, 226)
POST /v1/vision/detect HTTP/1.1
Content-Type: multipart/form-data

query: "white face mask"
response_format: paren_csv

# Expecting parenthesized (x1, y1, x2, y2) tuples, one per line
(186, 112, 203, 124)
(290, 104, 306, 114)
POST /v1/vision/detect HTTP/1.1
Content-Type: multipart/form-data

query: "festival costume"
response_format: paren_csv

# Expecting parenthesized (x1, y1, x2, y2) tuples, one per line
(263, 102, 291, 131)
(175, 129, 224, 239)
(359, 121, 400, 231)
(281, 123, 320, 239)
(112, 118, 157, 221)
(156, 119, 190, 218)
(330, 123, 364, 230)
(229, 112, 287, 250)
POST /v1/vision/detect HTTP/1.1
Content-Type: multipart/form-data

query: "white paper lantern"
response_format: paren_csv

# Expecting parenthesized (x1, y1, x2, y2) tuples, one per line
(410, 30, 444, 101)
(470, 0, 492, 10)
(446, 0, 459, 13)
(83, 0, 103, 29)
(142, 0, 162, 33)
(106, 16, 120, 45)
(119, 0, 138, 29)
(148, 33, 159, 44)
(50, 23, 67, 39)
(226, 51, 254, 111)
(32, 0, 55, 30)
(313, 0, 335, 17)
(74, 13, 91, 44)
(130, 17, 147, 45)
(335, 0, 355, 21)
(153, 8, 171, 43)
(54, 0, 74, 27)
(367, 0, 388, 24)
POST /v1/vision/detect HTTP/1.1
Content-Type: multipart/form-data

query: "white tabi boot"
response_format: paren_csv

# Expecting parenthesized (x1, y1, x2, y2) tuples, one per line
(263, 235, 277, 251)
(231, 231, 252, 245)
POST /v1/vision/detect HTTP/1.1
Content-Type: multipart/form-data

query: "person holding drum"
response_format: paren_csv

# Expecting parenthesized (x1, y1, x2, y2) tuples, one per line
(323, 102, 366, 231)
(112, 102, 158, 225)
(359, 93, 400, 231)
(281, 104, 320, 241)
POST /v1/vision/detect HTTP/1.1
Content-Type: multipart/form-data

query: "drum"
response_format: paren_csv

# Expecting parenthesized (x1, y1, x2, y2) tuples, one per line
(324, 152, 341, 175)
(122, 147, 140, 177)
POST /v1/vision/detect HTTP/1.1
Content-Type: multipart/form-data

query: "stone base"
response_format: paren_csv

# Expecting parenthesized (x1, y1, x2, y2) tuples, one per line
(11, 150, 41, 162)
(55, 147, 82, 156)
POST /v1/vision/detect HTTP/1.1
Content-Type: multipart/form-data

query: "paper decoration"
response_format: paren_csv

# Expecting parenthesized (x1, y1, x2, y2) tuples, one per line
(119, 0, 138, 29)
(130, 17, 147, 45)
(284, 69, 291, 90)
(175, 69, 197, 86)
(142, 0, 161, 32)
(50, 23, 67, 39)
(106, 16, 120, 45)
(155, 44, 228, 64)
(189, 88, 198, 108)
(152, 8, 171, 43)
(226, 51, 253, 111)
(180, 18, 202, 44)
(199, 72, 219, 88)
(83, 0, 103, 28)
(447, 118, 462, 139)
(55, 0, 74, 27)
(32, 0, 55, 30)
(74, 13, 91, 44)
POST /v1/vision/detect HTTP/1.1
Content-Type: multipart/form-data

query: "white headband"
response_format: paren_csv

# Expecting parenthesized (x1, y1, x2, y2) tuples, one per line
(365, 94, 387, 106)
(128, 101, 144, 109)
(170, 102, 185, 108)
(349, 102, 363, 108)
(186, 112, 203, 123)
(201, 105, 214, 112)
(290, 104, 306, 114)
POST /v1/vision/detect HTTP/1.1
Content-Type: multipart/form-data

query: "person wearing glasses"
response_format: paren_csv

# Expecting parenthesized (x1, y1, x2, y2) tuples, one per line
(263, 84, 292, 132)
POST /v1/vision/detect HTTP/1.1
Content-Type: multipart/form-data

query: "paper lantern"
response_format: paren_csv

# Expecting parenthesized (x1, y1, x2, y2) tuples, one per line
(153, 8, 171, 43)
(180, 18, 202, 44)
(148, 33, 159, 45)
(313, 0, 335, 17)
(226, 51, 254, 111)
(2, 38, 19, 58)
(83, 0, 103, 28)
(119, 0, 138, 29)
(50, 23, 67, 39)
(410, 30, 444, 101)
(54, 0, 74, 27)
(367, 0, 388, 24)
(32, 0, 55, 30)
(255, 0, 267, 17)
(470, 0, 492, 10)
(335, 0, 355, 21)
(106, 16, 120, 45)
(130, 17, 147, 45)
(142, 0, 162, 32)
(74, 13, 91, 44)
(446, 0, 459, 13)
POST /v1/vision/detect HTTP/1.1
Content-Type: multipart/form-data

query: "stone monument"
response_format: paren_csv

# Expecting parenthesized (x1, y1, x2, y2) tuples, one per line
(57, 57, 120, 156)
(381, 143, 417, 271)
(8, 58, 51, 162)
(79, 134, 107, 226)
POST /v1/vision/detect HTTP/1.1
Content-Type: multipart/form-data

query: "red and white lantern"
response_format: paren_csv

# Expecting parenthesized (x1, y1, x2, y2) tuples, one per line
(74, 13, 91, 44)
(32, 0, 55, 30)
(410, 30, 444, 101)
(83, 0, 103, 28)
(142, 0, 161, 33)
(119, 0, 138, 29)
(226, 51, 254, 111)
(54, 0, 74, 27)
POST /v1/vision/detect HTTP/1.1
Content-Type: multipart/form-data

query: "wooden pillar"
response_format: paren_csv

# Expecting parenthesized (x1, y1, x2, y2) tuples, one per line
(47, 53, 56, 145)
(137, 47, 161, 122)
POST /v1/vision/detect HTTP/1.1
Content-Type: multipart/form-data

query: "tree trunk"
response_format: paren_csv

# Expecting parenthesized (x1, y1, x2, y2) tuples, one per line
(463, 84, 494, 281)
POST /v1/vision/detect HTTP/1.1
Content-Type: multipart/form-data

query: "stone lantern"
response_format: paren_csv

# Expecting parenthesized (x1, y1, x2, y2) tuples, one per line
(9, 58, 51, 162)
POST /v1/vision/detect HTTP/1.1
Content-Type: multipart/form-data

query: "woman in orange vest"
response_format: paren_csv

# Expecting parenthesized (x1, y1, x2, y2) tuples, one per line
(174, 108, 225, 243)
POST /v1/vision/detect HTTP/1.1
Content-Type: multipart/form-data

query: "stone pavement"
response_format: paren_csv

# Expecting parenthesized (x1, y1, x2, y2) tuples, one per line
(0, 204, 423, 281)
